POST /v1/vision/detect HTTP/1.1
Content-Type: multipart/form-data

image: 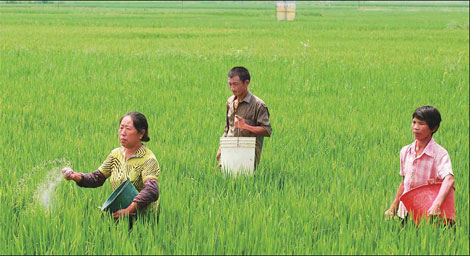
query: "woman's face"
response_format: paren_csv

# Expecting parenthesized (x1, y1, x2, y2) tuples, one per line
(119, 116, 142, 149)
(411, 117, 434, 141)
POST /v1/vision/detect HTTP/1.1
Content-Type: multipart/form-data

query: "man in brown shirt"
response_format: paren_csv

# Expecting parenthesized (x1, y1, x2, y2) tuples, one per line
(216, 66, 272, 168)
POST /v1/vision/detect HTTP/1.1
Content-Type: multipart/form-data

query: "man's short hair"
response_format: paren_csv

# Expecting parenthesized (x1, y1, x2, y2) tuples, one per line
(228, 66, 250, 83)
(412, 105, 442, 134)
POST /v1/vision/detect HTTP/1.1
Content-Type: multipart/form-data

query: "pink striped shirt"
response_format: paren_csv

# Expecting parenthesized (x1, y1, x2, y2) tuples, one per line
(397, 137, 453, 217)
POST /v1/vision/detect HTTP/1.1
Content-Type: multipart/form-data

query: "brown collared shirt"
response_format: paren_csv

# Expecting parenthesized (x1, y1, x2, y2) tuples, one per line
(223, 91, 272, 167)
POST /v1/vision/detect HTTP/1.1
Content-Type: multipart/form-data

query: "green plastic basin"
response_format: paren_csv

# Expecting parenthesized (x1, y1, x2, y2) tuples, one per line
(101, 179, 138, 213)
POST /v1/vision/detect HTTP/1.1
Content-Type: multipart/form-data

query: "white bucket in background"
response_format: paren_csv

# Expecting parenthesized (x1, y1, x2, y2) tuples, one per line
(220, 137, 256, 176)
(276, 2, 286, 21)
(276, 1, 296, 21)
(286, 3, 296, 21)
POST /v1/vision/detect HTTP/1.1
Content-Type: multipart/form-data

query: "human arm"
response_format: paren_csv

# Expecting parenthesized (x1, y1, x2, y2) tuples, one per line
(216, 147, 221, 162)
(234, 101, 272, 137)
(111, 156, 160, 219)
(113, 202, 137, 219)
(384, 178, 404, 219)
(427, 151, 455, 216)
(217, 101, 230, 161)
(62, 151, 115, 187)
(62, 167, 107, 188)
(112, 178, 159, 219)
(133, 178, 159, 209)
(427, 174, 455, 216)
(62, 167, 81, 182)
(223, 101, 230, 137)
(235, 115, 270, 137)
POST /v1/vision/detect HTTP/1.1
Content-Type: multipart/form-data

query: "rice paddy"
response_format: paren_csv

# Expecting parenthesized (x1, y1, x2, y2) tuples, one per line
(0, 1, 468, 254)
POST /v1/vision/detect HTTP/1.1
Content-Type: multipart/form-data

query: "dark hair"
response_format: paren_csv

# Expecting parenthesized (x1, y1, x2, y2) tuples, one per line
(120, 111, 150, 142)
(228, 66, 250, 83)
(412, 105, 441, 134)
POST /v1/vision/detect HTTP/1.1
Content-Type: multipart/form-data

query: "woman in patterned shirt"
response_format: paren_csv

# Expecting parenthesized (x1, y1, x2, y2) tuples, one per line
(384, 106, 455, 222)
(62, 111, 160, 219)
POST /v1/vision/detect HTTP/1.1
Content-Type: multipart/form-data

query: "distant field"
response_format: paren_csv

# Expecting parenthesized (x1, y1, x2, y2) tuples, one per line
(0, 1, 468, 254)
(1, 1, 469, 9)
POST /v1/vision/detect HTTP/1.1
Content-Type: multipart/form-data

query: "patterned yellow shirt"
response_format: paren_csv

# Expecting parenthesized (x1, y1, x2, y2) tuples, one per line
(98, 144, 160, 192)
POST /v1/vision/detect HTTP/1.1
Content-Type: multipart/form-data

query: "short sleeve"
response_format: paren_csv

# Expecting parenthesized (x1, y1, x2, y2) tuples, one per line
(98, 153, 113, 178)
(223, 101, 230, 137)
(399, 146, 408, 177)
(436, 152, 453, 179)
(257, 103, 272, 135)
(142, 158, 160, 182)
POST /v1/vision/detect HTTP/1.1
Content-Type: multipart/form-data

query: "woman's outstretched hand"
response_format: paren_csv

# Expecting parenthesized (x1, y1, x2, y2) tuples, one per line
(61, 166, 82, 183)
(61, 166, 75, 180)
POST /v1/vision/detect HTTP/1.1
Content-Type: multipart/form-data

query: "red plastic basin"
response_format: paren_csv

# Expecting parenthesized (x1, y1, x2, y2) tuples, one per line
(400, 183, 455, 225)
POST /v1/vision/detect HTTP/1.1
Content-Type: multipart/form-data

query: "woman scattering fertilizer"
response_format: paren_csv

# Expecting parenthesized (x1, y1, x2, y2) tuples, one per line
(384, 105, 455, 224)
(62, 111, 160, 219)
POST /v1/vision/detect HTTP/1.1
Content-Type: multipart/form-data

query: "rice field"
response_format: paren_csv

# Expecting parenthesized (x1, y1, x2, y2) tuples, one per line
(0, 1, 468, 254)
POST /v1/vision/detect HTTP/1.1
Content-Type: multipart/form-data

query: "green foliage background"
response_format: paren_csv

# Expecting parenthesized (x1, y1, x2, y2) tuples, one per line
(0, 1, 468, 254)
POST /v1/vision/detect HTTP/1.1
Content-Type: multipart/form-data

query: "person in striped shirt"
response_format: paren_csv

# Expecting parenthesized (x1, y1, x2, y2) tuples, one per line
(62, 111, 160, 219)
(384, 105, 455, 222)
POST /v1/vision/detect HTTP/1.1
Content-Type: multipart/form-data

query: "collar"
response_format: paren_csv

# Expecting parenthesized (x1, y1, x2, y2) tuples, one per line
(120, 144, 146, 159)
(234, 91, 253, 104)
(409, 137, 435, 158)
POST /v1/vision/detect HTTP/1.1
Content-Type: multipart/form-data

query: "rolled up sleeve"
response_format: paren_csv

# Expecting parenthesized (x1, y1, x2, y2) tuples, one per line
(436, 153, 453, 179)
(133, 179, 159, 209)
(223, 101, 230, 137)
(399, 146, 407, 177)
(77, 170, 107, 188)
(257, 103, 272, 136)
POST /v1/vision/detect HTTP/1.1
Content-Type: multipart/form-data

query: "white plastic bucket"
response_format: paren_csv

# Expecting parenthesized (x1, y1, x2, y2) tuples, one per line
(276, 2, 286, 21)
(220, 137, 256, 176)
(276, 1, 296, 21)
(286, 3, 296, 21)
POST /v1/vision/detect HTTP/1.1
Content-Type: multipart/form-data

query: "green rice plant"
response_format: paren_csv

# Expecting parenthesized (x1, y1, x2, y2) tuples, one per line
(0, 1, 468, 255)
